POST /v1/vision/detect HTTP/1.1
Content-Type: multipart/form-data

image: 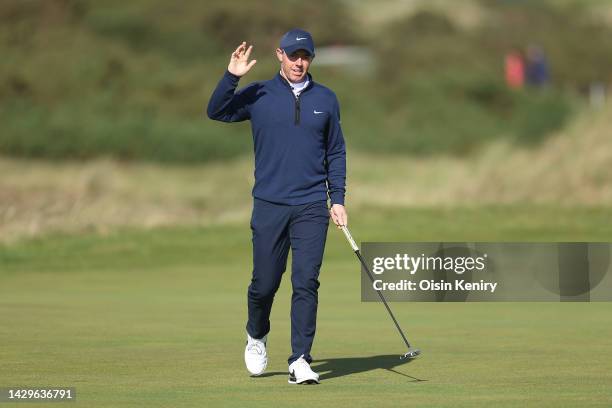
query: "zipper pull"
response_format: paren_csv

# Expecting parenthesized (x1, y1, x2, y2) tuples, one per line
(294, 95, 301, 125)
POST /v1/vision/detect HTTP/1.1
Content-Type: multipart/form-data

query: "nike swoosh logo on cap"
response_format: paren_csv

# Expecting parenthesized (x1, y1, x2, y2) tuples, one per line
(314, 110, 325, 114)
(296, 37, 307, 41)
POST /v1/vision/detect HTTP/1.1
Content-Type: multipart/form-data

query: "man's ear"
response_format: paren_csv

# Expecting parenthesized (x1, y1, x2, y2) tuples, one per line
(275, 48, 284, 63)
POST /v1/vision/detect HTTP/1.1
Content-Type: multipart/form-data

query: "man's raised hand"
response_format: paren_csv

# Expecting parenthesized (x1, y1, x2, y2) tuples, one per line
(228, 42, 257, 77)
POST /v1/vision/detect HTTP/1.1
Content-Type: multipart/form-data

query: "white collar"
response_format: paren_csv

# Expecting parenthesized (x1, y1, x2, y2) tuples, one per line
(281, 70, 309, 96)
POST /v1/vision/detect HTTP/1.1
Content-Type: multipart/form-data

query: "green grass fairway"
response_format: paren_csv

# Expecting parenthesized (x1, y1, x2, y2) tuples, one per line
(1, 206, 612, 407)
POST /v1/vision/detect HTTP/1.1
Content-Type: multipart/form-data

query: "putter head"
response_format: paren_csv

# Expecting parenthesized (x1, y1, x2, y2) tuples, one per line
(401, 348, 421, 360)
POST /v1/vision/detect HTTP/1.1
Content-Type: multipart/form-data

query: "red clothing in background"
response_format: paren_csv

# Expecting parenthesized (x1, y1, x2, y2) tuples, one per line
(505, 52, 525, 89)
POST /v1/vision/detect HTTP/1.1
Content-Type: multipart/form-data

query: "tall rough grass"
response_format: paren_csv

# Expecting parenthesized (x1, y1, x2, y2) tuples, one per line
(1, 102, 611, 242)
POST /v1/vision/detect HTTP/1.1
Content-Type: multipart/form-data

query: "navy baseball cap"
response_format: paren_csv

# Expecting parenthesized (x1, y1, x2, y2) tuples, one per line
(280, 29, 315, 57)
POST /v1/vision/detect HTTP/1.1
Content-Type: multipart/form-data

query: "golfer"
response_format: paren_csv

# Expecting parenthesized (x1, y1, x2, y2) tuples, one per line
(207, 29, 347, 384)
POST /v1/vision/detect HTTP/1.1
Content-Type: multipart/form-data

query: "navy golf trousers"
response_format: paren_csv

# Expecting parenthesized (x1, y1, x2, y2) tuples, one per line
(246, 198, 329, 365)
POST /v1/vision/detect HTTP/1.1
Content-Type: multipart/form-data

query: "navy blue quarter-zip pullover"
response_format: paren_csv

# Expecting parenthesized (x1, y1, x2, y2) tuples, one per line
(207, 71, 346, 205)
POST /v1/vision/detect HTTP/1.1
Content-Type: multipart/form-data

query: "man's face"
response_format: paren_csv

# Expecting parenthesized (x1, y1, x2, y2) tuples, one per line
(276, 48, 312, 83)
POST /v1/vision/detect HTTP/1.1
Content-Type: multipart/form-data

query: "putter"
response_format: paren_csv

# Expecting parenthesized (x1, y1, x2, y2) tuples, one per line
(340, 225, 421, 360)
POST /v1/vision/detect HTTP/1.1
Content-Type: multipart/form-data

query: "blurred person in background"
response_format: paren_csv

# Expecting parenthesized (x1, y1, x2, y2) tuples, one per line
(525, 44, 550, 87)
(505, 48, 525, 89)
(207, 29, 347, 385)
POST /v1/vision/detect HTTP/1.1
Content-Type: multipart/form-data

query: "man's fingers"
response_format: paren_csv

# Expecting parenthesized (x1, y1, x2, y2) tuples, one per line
(244, 45, 253, 59)
(246, 59, 257, 70)
(233, 42, 245, 56)
(329, 209, 339, 225)
(232, 42, 246, 59)
(332, 207, 347, 227)
(330, 208, 346, 228)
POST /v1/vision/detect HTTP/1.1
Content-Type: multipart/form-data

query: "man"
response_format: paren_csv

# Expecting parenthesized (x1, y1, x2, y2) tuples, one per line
(207, 29, 347, 385)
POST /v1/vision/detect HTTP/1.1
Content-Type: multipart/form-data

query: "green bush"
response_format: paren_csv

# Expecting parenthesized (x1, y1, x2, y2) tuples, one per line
(510, 91, 574, 144)
(0, 1, 609, 162)
(365, 3, 608, 154)
(0, 97, 252, 162)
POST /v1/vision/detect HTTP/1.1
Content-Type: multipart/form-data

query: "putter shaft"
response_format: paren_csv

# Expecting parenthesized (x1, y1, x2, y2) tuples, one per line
(340, 225, 418, 356)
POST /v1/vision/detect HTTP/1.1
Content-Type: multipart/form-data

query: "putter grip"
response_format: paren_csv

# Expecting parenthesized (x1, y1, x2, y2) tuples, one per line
(341, 226, 359, 252)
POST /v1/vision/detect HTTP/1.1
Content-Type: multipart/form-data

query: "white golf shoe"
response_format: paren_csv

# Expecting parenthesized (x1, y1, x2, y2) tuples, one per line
(244, 333, 267, 376)
(288, 354, 320, 385)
